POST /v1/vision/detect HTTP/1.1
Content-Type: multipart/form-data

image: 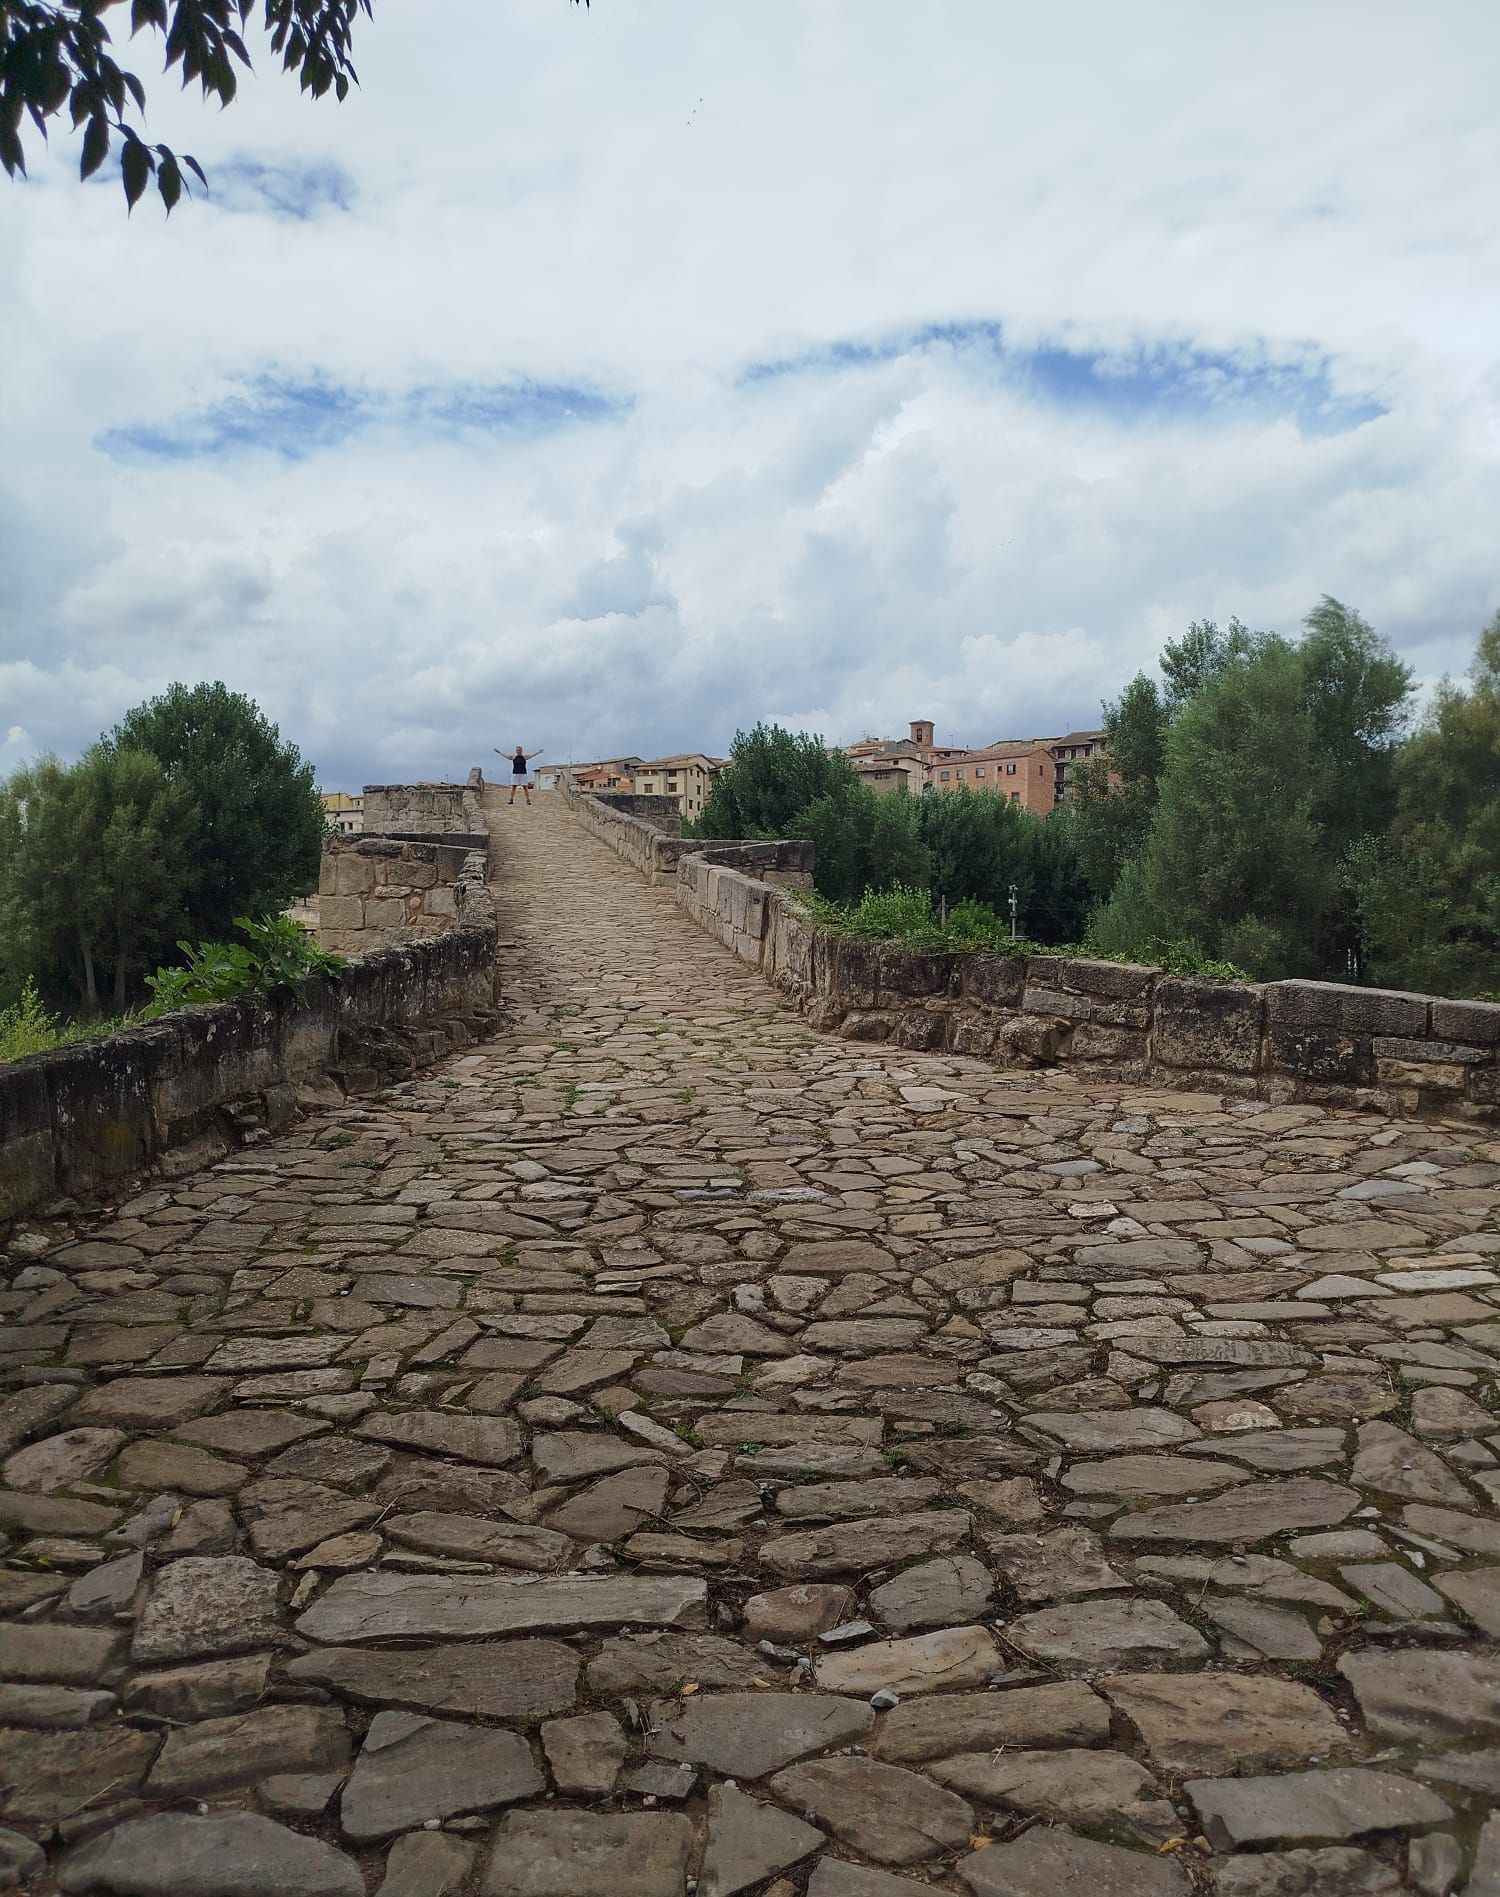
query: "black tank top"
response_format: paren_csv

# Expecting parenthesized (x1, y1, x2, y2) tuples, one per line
(512, 754, 527, 775)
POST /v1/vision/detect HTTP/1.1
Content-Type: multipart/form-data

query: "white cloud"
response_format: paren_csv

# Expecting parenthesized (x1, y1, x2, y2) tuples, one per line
(2, 0, 1498, 787)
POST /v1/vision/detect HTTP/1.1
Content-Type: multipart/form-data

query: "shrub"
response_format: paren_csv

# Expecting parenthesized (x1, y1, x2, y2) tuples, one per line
(796, 888, 1248, 980)
(144, 916, 346, 1013)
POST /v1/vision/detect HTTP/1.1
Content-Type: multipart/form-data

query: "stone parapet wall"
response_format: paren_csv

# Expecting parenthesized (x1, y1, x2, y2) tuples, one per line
(592, 791, 683, 830)
(558, 771, 814, 889)
(360, 771, 487, 850)
(0, 922, 500, 1222)
(316, 837, 493, 953)
(560, 775, 1500, 1122)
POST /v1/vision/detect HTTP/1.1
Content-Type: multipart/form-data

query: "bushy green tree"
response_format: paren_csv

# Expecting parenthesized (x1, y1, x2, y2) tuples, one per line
(1084, 603, 1412, 979)
(1067, 673, 1167, 896)
(793, 784, 931, 903)
(1350, 615, 1500, 996)
(105, 682, 325, 942)
(694, 724, 858, 839)
(1126, 634, 1332, 976)
(907, 787, 1089, 945)
(0, 747, 199, 1012)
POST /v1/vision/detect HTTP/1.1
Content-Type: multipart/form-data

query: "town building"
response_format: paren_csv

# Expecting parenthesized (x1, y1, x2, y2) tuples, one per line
(534, 758, 640, 793)
(1049, 730, 1106, 803)
(632, 754, 722, 820)
(927, 738, 1060, 814)
(841, 720, 1106, 813)
(321, 791, 363, 835)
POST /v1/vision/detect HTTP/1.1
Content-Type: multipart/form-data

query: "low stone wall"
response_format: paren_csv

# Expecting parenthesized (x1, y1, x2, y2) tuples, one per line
(559, 773, 813, 889)
(316, 837, 493, 953)
(561, 775, 1500, 1122)
(0, 923, 500, 1223)
(1, 767, 502, 1224)
(593, 792, 683, 830)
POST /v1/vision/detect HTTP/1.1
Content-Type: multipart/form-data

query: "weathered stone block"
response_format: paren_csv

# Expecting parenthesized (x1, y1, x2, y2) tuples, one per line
(1071, 1022, 1150, 1064)
(1269, 979, 1427, 1036)
(1373, 1036, 1486, 1065)
(45, 1029, 168, 1195)
(317, 895, 364, 931)
(878, 947, 959, 1000)
(830, 938, 881, 1008)
(963, 955, 1026, 1007)
(998, 1016, 1070, 1062)
(1431, 998, 1500, 1046)
(364, 898, 406, 929)
(841, 1010, 898, 1042)
(950, 1014, 998, 1056)
(1264, 1023, 1367, 1086)
(1153, 978, 1264, 1073)
(333, 852, 376, 896)
(1060, 956, 1157, 1000)
(0, 1061, 54, 1218)
(1022, 986, 1091, 1021)
(894, 1009, 948, 1050)
(1376, 1058, 1468, 1093)
(1089, 998, 1152, 1029)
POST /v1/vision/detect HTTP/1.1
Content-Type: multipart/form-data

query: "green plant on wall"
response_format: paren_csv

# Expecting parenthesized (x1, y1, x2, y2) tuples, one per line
(144, 916, 346, 1014)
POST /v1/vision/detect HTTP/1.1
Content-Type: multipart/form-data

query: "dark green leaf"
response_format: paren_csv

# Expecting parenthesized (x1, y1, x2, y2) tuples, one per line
(80, 113, 109, 180)
(0, 123, 26, 179)
(158, 152, 183, 212)
(121, 135, 152, 209)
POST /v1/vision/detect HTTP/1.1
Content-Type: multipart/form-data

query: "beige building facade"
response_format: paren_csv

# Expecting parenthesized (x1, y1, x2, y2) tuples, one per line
(633, 754, 722, 819)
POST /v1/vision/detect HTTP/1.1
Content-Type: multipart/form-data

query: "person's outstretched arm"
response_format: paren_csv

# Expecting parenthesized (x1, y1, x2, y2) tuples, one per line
(527, 747, 545, 760)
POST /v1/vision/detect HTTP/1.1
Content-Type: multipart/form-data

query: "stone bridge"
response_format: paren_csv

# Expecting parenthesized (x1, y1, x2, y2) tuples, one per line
(1, 787, 1499, 1895)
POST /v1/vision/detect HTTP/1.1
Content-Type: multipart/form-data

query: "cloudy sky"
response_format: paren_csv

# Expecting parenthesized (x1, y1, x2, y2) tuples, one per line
(4, 2, 1499, 791)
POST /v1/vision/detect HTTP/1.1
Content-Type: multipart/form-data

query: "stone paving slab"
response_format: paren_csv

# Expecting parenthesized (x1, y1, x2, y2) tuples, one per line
(2, 786, 1500, 1892)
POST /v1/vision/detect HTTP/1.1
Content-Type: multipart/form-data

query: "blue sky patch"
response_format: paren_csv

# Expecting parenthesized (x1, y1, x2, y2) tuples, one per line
(99, 375, 631, 462)
(742, 322, 1385, 437)
(210, 158, 356, 218)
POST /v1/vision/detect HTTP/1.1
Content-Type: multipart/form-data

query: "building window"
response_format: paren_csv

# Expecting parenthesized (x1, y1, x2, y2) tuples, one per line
(1010, 790, 1020, 802)
(1006, 763, 1016, 776)
(940, 769, 950, 781)
(974, 765, 985, 778)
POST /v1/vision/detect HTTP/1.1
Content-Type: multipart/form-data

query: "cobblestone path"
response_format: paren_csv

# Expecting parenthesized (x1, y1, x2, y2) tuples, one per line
(3, 791, 1500, 1895)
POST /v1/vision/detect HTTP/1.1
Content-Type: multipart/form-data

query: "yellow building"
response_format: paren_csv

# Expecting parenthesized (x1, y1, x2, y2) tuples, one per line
(321, 791, 363, 835)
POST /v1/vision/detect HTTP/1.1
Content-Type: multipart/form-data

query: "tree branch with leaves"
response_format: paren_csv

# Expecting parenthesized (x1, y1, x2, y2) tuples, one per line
(1, 0, 370, 210)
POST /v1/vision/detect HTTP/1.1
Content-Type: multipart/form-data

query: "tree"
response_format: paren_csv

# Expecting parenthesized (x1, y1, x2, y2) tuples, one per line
(1351, 614, 1500, 997)
(1160, 615, 1257, 709)
(0, 746, 198, 1011)
(792, 783, 931, 904)
(1069, 673, 1168, 896)
(105, 681, 325, 941)
(694, 724, 859, 840)
(1299, 595, 1411, 857)
(1094, 634, 1334, 977)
